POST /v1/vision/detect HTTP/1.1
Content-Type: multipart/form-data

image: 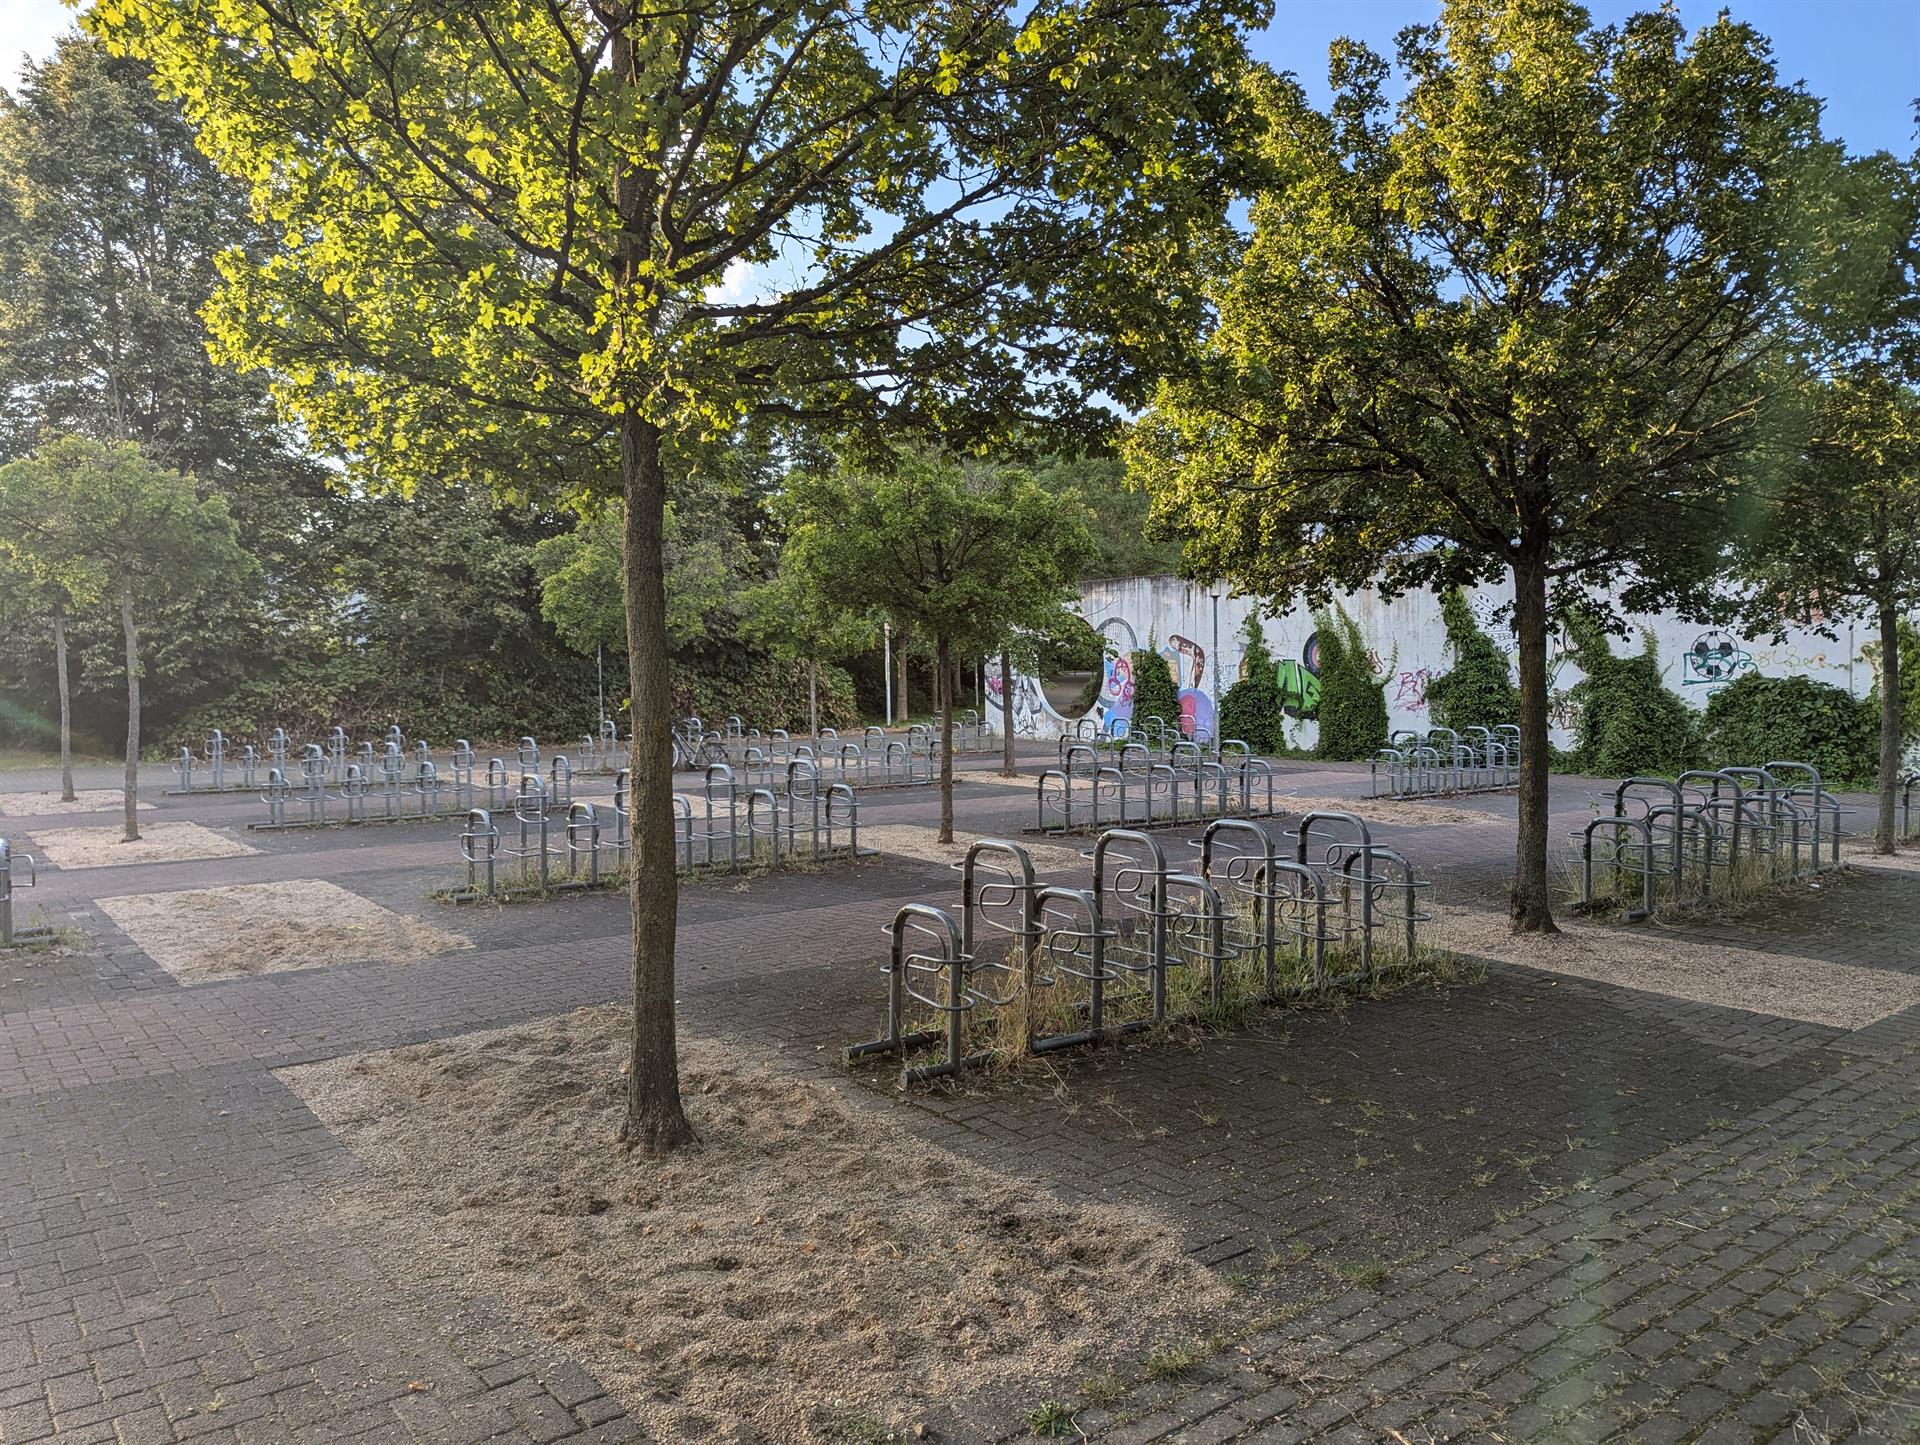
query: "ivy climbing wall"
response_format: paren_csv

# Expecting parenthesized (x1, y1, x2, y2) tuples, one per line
(987, 574, 1900, 749)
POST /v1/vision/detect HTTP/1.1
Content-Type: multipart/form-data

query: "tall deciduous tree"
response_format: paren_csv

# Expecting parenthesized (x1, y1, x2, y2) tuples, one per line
(0, 32, 331, 571)
(1741, 377, 1920, 852)
(95, 0, 1261, 1149)
(1127, 0, 1835, 930)
(0, 438, 251, 838)
(1736, 150, 1920, 854)
(776, 452, 1093, 842)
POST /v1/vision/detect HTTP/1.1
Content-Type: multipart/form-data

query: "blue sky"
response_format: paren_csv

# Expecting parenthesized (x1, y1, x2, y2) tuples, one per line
(1251, 0, 1918, 157)
(6, 1, 1914, 155)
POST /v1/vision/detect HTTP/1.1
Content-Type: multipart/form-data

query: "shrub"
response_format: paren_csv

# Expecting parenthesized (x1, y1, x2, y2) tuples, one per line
(1699, 673, 1878, 788)
(1565, 615, 1695, 777)
(1312, 601, 1387, 760)
(1128, 641, 1182, 735)
(1219, 613, 1287, 753)
(1426, 589, 1516, 732)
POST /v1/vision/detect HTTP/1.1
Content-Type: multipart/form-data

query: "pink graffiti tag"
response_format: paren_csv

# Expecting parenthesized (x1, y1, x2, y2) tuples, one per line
(1393, 668, 1436, 711)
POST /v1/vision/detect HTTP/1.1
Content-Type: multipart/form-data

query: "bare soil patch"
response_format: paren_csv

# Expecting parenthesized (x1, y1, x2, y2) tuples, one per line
(0, 790, 153, 817)
(281, 1008, 1227, 1442)
(97, 880, 470, 985)
(863, 822, 1089, 873)
(1277, 793, 1506, 828)
(1844, 846, 1920, 875)
(28, 822, 256, 869)
(1428, 903, 1920, 1029)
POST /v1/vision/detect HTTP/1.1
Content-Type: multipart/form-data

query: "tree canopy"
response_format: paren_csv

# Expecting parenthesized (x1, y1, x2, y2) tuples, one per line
(93, 0, 1265, 1152)
(1126, 0, 1841, 929)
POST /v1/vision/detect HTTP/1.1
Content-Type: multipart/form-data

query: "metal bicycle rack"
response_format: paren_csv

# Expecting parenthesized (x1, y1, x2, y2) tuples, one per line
(179, 724, 619, 797)
(175, 729, 261, 794)
(850, 819, 1432, 1082)
(449, 761, 866, 902)
(673, 714, 947, 785)
(1, 838, 55, 949)
(1033, 737, 1278, 835)
(1576, 761, 1848, 917)
(255, 739, 586, 830)
(1370, 724, 1520, 799)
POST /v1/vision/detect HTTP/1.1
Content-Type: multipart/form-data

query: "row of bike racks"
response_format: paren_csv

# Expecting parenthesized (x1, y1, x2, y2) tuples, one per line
(1033, 740, 1279, 835)
(849, 812, 1432, 1082)
(0, 837, 54, 949)
(1370, 725, 1522, 799)
(1576, 761, 1847, 919)
(451, 761, 866, 901)
(675, 716, 949, 788)
(180, 721, 626, 795)
(1062, 712, 1216, 755)
(257, 744, 583, 830)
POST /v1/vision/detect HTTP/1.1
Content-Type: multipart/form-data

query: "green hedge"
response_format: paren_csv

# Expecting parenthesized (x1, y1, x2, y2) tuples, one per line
(1219, 613, 1287, 753)
(1426, 589, 1516, 732)
(1565, 619, 1696, 778)
(1312, 602, 1387, 760)
(1699, 673, 1877, 788)
(1128, 643, 1183, 735)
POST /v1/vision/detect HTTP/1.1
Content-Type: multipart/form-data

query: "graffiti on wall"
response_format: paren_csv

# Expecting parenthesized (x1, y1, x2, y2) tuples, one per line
(1680, 630, 1755, 690)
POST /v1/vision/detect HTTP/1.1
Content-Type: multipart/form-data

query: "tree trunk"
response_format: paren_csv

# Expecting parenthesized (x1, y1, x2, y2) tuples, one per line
(1875, 602, 1900, 854)
(1509, 550, 1557, 932)
(1000, 649, 1016, 778)
(936, 631, 955, 844)
(119, 579, 140, 843)
(808, 658, 819, 741)
(619, 411, 694, 1155)
(53, 606, 74, 803)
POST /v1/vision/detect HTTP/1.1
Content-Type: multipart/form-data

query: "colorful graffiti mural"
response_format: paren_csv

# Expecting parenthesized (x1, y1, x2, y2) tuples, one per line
(989, 576, 1900, 748)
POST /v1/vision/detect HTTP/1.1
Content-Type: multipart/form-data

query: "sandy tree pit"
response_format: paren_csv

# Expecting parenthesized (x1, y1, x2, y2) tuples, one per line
(281, 1007, 1230, 1442)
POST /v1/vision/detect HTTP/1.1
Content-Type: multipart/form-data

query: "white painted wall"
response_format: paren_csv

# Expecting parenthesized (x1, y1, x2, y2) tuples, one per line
(987, 574, 1893, 749)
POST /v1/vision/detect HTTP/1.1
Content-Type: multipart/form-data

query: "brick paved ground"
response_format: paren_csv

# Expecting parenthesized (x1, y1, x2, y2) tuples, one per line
(0, 748, 1916, 1442)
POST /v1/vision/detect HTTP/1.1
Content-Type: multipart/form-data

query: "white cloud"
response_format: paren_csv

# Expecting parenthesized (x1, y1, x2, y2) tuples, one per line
(703, 258, 758, 306)
(0, 0, 79, 91)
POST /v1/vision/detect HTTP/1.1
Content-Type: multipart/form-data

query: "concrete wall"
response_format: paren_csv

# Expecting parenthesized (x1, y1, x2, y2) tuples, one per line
(986, 575, 1890, 749)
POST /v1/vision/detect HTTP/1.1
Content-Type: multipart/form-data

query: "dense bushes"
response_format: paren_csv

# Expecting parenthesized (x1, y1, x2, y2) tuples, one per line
(1699, 674, 1878, 787)
(1312, 602, 1387, 760)
(1128, 643, 1182, 734)
(671, 653, 858, 735)
(1426, 590, 1516, 731)
(1218, 613, 1287, 753)
(1564, 617, 1696, 777)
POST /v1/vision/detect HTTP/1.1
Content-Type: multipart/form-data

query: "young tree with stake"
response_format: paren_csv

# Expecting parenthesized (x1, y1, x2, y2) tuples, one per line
(776, 452, 1093, 843)
(95, 0, 1262, 1149)
(0, 438, 248, 839)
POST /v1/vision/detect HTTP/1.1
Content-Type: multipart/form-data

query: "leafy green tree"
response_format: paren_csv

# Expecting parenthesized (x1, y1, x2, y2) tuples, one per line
(96, 0, 1260, 1150)
(1734, 150, 1920, 851)
(0, 438, 250, 838)
(0, 529, 97, 801)
(1127, 0, 1837, 929)
(0, 32, 333, 585)
(1310, 603, 1386, 761)
(1218, 612, 1286, 753)
(1033, 453, 1186, 579)
(1426, 591, 1517, 735)
(740, 557, 876, 741)
(778, 452, 1091, 841)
